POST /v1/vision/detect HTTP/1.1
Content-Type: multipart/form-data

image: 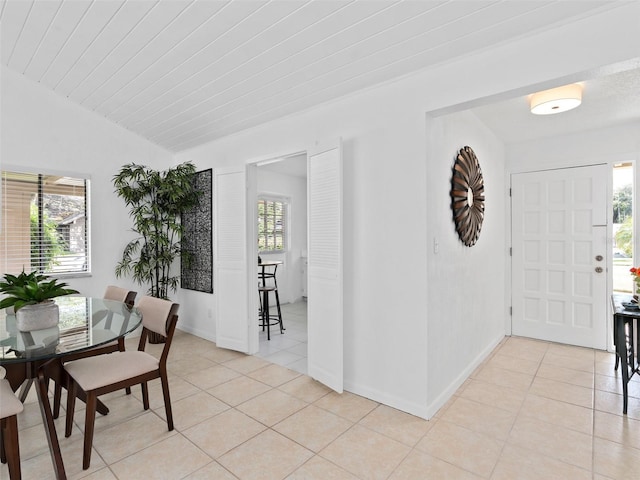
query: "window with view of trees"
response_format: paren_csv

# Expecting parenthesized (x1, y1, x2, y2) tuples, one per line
(258, 198, 287, 252)
(1, 170, 89, 275)
(612, 162, 633, 293)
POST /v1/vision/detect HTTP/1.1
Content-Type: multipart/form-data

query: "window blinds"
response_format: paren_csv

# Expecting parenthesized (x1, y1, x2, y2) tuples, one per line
(257, 198, 286, 252)
(1, 170, 89, 275)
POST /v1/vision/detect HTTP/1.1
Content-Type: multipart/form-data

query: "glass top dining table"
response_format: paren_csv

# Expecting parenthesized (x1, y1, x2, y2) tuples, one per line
(0, 296, 142, 480)
(0, 296, 142, 363)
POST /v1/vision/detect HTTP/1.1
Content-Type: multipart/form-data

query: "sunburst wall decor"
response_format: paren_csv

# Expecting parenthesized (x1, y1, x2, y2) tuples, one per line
(450, 146, 485, 247)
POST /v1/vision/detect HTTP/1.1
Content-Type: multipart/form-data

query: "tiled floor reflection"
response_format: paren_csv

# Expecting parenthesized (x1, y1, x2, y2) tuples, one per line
(4, 331, 640, 479)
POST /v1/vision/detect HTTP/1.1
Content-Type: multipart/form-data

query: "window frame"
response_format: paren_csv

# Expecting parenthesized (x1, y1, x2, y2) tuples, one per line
(1, 165, 91, 278)
(257, 195, 289, 254)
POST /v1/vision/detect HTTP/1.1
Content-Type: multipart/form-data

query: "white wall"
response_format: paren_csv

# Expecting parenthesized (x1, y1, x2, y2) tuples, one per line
(0, 66, 174, 297)
(507, 122, 640, 172)
(176, 76, 430, 416)
(174, 2, 640, 418)
(425, 111, 506, 415)
(257, 168, 307, 304)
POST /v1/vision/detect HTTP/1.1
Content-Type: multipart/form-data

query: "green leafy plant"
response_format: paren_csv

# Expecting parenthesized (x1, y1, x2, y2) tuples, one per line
(615, 217, 634, 258)
(113, 162, 201, 299)
(0, 270, 79, 311)
(30, 203, 65, 271)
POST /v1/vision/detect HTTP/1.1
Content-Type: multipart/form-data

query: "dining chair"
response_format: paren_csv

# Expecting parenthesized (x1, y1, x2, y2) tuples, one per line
(0, 378, 24, 480)
(63, 296, 179, 469)
(52, 286, 137, 418)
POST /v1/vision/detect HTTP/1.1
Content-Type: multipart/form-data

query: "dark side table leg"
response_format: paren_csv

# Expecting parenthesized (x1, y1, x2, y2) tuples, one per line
(614, 314, 629, 414)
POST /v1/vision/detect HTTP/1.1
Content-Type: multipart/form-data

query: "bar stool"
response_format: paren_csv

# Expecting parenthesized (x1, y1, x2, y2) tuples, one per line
(259, 285, 284, 340)
(258, 261, 285, 340)
(1, 378, 24, 480)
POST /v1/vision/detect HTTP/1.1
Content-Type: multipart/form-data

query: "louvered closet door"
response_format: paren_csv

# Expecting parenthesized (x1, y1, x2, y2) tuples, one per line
(214, 165, 255, 352)
(307, 140, 343, 392)
(512, 165, 608, 349)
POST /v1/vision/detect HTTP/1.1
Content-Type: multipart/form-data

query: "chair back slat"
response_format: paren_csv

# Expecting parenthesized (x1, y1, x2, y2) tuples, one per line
(137, 296, 179, 336)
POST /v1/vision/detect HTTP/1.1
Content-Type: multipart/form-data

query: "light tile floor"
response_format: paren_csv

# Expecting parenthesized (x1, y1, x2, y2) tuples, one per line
(256, 301, 308, 375)
(3, 323, 640, 479)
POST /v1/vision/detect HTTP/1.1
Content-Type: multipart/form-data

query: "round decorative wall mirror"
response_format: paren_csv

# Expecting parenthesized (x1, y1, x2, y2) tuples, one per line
(450, 146, 485, 247)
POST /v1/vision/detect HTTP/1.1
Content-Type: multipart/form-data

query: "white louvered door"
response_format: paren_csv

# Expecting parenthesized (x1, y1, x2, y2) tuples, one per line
(214, 165, 256, 352)
(307, 140, 343, 392)
(512, 165, 608, 349)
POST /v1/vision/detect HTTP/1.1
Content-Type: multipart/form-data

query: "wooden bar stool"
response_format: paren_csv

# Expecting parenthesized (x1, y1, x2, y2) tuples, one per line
(1, 378, 24, 480)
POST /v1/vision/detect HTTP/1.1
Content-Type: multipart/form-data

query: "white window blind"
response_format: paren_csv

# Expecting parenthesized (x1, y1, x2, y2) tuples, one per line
(257, 197, 287, 253)
(1, 170, 90, 275)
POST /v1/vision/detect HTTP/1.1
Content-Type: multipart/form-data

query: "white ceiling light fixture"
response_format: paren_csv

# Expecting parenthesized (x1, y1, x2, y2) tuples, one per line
(530, 83, 583, 115)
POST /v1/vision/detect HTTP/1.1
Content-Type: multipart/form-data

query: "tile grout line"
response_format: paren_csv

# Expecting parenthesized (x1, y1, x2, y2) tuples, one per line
(486, 336, 548, 479)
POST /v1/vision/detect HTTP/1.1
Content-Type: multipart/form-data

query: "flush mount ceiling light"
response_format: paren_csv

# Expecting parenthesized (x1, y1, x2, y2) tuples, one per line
(529, 83, 582, 115)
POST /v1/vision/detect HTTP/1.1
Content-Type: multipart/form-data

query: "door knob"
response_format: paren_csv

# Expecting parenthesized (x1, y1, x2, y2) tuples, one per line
(595, 266, 603, 273)
(595, 255, 603, 261)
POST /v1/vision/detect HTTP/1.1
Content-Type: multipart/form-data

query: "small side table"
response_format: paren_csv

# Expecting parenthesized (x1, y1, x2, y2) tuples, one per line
(612, 294, 640, 414)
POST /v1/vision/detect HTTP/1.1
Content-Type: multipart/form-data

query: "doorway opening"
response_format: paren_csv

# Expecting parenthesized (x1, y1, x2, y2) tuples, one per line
(254, 153, 308, 374)
(612, 161, 634, 294)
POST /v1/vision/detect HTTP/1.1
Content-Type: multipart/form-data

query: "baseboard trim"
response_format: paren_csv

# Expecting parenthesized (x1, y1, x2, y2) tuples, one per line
(424, 332, 505, 418)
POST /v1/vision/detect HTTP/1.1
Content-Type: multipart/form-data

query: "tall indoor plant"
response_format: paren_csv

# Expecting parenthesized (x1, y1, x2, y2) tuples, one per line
(113, 162, 201, 340)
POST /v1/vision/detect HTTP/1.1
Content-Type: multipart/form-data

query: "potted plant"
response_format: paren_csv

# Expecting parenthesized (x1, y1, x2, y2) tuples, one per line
(0, 270, 79, 331)
(113, 162, 202, 342)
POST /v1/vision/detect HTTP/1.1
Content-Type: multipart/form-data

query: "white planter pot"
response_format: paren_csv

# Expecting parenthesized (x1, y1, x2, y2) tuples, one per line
(16, 301, 59, 332)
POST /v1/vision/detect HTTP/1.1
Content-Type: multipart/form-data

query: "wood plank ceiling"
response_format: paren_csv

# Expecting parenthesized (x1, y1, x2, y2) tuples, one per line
(0, 0, 623, 152)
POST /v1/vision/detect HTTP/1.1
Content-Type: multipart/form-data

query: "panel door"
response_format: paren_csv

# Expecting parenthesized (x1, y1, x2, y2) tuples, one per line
(307, 139, 343, 392)
(512, 164, 608, 349)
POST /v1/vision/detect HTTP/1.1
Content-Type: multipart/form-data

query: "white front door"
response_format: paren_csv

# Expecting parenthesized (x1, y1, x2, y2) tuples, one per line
(307, 139, 343, 392)
(511, 165, 608, 349)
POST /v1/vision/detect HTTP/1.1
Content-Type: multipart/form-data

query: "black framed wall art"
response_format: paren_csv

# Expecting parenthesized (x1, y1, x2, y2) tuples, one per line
(181, 168, 213, 293)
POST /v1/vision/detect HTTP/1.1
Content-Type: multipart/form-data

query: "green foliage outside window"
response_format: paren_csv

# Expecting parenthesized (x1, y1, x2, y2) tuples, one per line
(258, 199, 286, 252)
(613, 184, 633, 224)
(615, 217, 634, 258)
(30, 203, 65, 271)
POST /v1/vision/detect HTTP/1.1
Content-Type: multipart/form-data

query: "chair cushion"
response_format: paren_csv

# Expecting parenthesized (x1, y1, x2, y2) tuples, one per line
(64, 351, 159, 391)
(0, 378, 23, 418)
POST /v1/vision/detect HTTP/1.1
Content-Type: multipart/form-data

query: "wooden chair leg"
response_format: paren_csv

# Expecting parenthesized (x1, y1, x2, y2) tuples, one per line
(83, 392, 97, 470)
(53, 381, 62, 419)
(0, 418, 6, 464)
(3, 415, 22, 480)
(141, 382, 149, 410)
(160, 373, 174, 431)
(65, 380, 77, 438)
(118, 339, 132, 395)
